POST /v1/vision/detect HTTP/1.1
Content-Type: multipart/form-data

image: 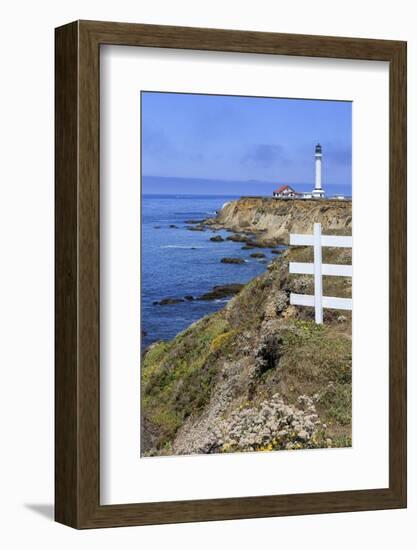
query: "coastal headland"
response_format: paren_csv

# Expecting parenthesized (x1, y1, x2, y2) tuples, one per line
(205, 196, 352, 245)
(142, 197, 352, 456)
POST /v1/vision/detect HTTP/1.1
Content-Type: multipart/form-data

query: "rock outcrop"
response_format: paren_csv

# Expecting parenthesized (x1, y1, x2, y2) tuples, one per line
(198, 284, 244, 301)
(205, 197, 352, 245)
(142, 244, 352, 457)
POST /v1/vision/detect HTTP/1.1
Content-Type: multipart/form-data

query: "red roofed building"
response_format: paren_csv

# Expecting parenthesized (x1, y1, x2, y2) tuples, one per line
(272, 185, 300, 198)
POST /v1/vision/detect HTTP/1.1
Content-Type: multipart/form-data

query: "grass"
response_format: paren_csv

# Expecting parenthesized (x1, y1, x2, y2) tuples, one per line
(142, 315, 231, 449)
(142, 245, 352, 454)
(261, 318, 352, 438)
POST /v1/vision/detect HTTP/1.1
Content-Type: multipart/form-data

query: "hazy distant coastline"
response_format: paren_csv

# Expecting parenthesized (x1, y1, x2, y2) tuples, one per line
(142, 175, 352, 198)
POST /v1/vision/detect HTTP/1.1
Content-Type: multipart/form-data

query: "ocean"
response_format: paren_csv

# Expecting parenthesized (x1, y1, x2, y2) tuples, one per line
(141, 186, 352, 347)
(141, 194, 275, 347)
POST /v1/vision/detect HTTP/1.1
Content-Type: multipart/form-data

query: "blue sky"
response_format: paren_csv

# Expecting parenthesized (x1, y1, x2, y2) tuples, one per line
(141, 92, 351, 191)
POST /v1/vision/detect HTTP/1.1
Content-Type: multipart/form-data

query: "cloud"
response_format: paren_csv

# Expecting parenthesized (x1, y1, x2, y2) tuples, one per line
(241, 144, 287, 167)
(326, 144, 351, 166)
(142, 127, 175, 156)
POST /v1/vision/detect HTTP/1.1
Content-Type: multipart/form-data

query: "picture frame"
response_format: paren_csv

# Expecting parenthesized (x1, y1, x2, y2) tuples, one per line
(55, 20, 406, 528)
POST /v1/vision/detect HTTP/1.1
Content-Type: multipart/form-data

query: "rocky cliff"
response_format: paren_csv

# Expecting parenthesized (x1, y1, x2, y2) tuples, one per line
(141, 244, 352, 457)
(206, 197, 352, 245)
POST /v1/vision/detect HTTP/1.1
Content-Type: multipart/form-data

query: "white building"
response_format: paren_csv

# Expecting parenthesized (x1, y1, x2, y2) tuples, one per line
(272, 144, 327, 200)
(272, 184, 301, 198)
(311, 143, 325, 198)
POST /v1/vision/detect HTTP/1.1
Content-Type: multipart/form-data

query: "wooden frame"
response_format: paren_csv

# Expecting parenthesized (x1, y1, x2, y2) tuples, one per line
(55, 20, 407, 529)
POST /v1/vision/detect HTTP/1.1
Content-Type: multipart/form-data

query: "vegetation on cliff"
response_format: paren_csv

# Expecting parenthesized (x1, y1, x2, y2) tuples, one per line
(141, 244, 352, 456)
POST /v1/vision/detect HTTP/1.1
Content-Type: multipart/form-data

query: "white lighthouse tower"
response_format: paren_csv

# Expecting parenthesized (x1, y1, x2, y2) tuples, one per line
(312, 143, 325, 198)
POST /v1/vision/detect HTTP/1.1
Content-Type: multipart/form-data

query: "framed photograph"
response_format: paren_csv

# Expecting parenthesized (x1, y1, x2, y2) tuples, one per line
(55, 20, 406, 528)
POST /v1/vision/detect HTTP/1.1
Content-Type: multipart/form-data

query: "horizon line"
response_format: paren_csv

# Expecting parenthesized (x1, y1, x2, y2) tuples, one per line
(142, 174, 350, 187)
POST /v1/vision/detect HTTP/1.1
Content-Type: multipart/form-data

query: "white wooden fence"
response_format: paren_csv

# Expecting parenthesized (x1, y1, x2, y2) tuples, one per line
(289, 223, 352, 324)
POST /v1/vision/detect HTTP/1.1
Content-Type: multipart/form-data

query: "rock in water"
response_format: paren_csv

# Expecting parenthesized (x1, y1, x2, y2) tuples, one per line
(155, 298, 185, 305)
(226, 234, 248, 243)
(186, 225, 205, 231)
(220, 257, 245, 264)
(250, 252, 266, 259)
(244, 239, 267, 248)
(210, 235, 224, 242)
(199, 284, 244, 301)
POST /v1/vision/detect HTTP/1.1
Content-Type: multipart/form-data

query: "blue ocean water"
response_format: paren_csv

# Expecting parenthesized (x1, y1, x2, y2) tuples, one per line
(141, 195, 277, 347)
(141, 186, 352, 347)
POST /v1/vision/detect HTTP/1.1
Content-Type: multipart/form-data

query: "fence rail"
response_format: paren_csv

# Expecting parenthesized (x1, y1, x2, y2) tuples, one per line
(290, 233, 352, 248)
(290, 294, 353, 311)
(289, 223, 352, 324)
(290, 262, 352, 277)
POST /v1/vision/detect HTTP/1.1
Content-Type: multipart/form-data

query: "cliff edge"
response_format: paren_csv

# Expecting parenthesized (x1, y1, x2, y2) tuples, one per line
(141, 245, 352, 456)
(206, 197, 352, 245)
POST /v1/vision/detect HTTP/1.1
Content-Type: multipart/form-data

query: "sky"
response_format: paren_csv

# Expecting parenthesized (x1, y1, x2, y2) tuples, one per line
(141, 92, 352, 193)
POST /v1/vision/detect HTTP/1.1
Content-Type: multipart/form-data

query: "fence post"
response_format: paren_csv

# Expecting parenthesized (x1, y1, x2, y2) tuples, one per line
(313, 223, 323, 324)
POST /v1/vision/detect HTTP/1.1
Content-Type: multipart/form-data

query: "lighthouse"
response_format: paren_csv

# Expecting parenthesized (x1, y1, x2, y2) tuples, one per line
(312, 143, 325, 198)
